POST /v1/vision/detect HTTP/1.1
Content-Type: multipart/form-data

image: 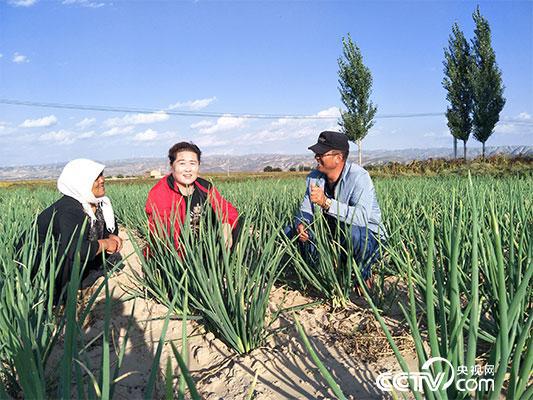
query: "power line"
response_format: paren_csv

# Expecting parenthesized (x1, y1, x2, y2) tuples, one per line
(505, 119, 533, 125)
(0, 98, 447, 120)
(376, 112, 445, 119)
(2, 99, 531, 127)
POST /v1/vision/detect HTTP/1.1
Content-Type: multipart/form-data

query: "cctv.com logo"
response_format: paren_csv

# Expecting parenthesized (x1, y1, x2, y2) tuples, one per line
(376, 357, 495, 393)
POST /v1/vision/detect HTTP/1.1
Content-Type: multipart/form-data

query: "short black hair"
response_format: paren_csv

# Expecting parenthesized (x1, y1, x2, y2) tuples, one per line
(168, 142, 202, 164)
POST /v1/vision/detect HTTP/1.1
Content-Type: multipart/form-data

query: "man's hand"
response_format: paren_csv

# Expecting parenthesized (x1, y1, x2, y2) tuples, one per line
(108, 234, 123, 252)
(296, 223, 309, 242)
(310, 184, 327, 208)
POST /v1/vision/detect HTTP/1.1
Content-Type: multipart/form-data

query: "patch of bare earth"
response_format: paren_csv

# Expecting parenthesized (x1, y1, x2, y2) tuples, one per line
(67, 230, 418, 399)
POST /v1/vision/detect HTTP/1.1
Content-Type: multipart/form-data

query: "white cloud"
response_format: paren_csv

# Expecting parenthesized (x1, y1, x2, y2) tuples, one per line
(241, 129, 284, 143)
(273, 107, 339, 128)
(78, 131, 96, 139)
(168, 97, 217, 111)
(104, 111, 169, 127)
(101, 126, 134, 137)
(365, 125, 385, 138)
(134, 129, 158, 142)
(244, 106, 340, 144)
(39, 130, 74, 145)
(192, 114, 247, 134)
(494, 122, 533, 136)
(0, 54, 3, 59)
(62, 0, 105, 8)
(12, 52, 29, 64)
(493, 113, 533, 135)
(20, 115, 58, 128)
(194, 135, 231, 147)
(76, 117, 96, 129)
(190, 120, 213, 129)
(423, 130, 449, 138)
(316, 107, 341, 118)
(488, 111, 533, 135)
(38, 129, 94, 143)
(8, 0, 37, 7)
(154, 130, 179, 141)
(494, 123, 518, 134)
(0, 122, 15, 137)
(271, 117, 291, 128)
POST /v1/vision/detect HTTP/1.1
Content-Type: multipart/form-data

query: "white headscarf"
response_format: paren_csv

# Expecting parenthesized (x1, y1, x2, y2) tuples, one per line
(57, 159, 116, 232)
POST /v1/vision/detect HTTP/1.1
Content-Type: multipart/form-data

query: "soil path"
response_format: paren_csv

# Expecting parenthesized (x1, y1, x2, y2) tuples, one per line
(80, 229, 416, 399)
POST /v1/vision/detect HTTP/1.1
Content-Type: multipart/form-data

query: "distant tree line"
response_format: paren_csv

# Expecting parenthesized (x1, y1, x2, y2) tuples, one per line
(263, 165, 312, 172)
(263, 166, 282, 172)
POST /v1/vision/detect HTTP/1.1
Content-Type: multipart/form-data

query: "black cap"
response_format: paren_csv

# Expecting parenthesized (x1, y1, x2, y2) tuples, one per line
(308, 131, 349, 154)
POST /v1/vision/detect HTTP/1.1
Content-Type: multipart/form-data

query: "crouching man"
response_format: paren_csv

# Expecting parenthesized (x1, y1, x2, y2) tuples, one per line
(286, 131, 386, 288)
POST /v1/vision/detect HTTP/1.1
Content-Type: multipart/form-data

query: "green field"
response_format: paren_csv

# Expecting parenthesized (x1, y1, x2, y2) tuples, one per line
(0, 174, 531, 399)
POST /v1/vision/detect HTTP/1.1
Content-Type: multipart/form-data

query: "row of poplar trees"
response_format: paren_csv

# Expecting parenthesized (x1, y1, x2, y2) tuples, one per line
(337, 6, 505, 164)
(443, 6, 505, 160)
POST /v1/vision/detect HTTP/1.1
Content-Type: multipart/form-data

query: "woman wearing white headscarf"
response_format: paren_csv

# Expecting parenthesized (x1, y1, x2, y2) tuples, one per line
(35, 159, 122, 302)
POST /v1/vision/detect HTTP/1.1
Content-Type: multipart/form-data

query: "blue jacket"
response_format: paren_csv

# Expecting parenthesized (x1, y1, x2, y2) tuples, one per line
(296, 162, 386, 237)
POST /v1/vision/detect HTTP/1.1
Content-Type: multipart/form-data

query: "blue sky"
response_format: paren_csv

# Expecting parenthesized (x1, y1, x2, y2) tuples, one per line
(0, 0, 531, 167)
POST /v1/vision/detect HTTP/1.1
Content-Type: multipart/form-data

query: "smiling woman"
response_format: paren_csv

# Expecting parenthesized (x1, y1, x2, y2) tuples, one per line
(145, 142, 240, 253)
(92, 172, 106, 198)
(19, 159, 123, 304)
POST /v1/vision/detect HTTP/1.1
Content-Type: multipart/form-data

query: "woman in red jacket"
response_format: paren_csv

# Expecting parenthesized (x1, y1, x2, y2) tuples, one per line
(145, 142, 239, 251)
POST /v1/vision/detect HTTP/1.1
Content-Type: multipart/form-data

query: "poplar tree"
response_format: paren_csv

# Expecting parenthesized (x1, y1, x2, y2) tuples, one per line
(470, 6, 506, 159)
(443, 23, 473, 161)
(337, 34, 377, 165)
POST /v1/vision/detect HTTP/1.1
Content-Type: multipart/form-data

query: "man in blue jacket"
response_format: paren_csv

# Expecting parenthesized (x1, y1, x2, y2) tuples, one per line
(287, 130, 386, 288)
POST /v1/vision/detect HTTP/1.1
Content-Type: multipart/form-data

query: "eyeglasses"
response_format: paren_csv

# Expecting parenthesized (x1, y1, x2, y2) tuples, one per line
(314, 152, 340, 160)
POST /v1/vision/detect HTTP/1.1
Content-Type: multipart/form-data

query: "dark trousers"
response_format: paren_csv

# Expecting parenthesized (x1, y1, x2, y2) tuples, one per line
(284, 222, 381, 280)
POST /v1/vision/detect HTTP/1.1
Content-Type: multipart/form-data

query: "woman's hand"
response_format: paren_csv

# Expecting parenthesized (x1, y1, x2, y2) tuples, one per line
(222, 223, 233, 250)
(108, 234, 123, 252)
(97, 237, 120, 254)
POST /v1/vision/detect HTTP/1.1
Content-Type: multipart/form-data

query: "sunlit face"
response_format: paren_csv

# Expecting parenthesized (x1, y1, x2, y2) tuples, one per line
(92, 172, 105, 198)
(314, 151, 342, 173)
(171, 151, 200, 187)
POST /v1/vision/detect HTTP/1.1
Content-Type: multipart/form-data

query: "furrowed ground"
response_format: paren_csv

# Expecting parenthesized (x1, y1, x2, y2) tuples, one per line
(0, 168, 531, 399)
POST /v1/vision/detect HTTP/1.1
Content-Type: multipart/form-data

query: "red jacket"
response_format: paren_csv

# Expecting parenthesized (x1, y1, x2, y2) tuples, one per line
(145, 175, 239, 249)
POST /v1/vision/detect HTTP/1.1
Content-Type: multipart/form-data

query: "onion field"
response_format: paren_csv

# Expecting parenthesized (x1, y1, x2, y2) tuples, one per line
(0, 174, 531, 399)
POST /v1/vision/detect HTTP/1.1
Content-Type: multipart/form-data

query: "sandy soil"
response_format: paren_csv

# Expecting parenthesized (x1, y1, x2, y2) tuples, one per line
(74, 230, 418, 399)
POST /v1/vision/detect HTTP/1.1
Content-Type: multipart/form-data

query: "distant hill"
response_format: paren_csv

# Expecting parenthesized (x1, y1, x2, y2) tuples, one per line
(0, 145, 531, 181)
